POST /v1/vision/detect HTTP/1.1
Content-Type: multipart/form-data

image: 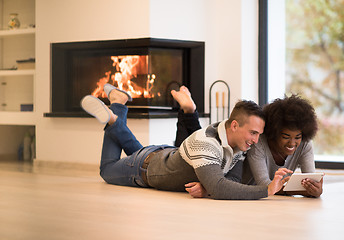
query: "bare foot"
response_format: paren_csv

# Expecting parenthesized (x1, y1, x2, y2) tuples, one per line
(108, 89, 130, 105)
(171, 86, 196, 113)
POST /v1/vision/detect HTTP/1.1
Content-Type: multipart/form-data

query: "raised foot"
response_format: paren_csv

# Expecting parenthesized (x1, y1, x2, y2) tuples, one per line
(171, 86, 196, 113)
(81, 95, 113, 124)
(104, 83, 132, 104)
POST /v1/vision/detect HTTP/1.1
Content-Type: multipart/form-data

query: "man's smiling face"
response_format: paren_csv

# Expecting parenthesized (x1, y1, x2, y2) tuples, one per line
(228, 115, 265, 151)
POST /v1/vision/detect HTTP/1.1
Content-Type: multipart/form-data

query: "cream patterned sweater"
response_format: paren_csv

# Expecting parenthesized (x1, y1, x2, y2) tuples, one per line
(177, 120, 268, 200)
(147, 120, 268, 199)
(179, 120, 244, 174)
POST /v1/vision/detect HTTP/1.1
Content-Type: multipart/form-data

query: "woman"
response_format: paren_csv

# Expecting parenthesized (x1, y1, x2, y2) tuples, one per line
(243, 94, 323, 197)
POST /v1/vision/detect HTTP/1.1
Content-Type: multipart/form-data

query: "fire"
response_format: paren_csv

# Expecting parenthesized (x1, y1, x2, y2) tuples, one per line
(91, 55, 159, 99)
(91, 71, 111, 99)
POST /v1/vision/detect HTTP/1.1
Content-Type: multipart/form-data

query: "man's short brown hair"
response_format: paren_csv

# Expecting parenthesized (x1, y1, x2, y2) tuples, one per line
(225, 100, 265, 128)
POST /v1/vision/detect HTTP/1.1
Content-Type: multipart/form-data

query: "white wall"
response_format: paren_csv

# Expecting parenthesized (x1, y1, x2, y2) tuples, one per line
(150, 0, 257, 116)
(242, 0, 259, 101)
(206, 0, 244, 109)
(35, 0, 258, 165)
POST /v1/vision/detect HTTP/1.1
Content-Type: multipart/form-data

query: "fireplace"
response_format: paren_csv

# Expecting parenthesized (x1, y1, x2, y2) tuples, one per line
(45, 38, 205, 118)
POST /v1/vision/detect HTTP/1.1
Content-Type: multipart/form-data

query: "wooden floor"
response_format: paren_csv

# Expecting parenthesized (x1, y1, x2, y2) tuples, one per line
(1, 161, 344, 240)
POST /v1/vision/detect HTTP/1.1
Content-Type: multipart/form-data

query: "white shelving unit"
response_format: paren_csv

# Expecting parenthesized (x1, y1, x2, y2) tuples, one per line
(0, 27, 35, 37)
(0, 0, 36, 161)
(0, 0, 36, 118)
(0, 63, 36, 126)
(0, 29, 36, 123)
(0, 111, 36, 125)
(0, 68, 35, 76)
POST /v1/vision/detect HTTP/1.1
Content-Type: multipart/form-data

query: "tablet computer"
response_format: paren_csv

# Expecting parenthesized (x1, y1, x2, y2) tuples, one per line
(283, 172, 324, 191)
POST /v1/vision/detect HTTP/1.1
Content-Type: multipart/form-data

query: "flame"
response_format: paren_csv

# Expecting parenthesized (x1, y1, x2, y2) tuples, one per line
(91, 55, 159, 99)
(91, 71, 111, 98)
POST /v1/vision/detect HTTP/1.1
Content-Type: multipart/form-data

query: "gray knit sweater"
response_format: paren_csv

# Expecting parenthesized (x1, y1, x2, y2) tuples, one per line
(147, 120, 268, 200)
(242, 134, 315, 186)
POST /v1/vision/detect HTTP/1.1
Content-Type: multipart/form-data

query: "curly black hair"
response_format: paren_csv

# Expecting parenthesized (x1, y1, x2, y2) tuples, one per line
(263, 94, 318, 142)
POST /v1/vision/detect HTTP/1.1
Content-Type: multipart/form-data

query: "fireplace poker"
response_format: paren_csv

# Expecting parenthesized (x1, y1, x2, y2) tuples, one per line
(222, 92, 225, 121)
(216, 92, 219, 122)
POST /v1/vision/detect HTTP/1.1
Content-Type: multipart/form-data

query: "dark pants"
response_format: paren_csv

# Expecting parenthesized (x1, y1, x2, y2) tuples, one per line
(174, 110, 202, 147)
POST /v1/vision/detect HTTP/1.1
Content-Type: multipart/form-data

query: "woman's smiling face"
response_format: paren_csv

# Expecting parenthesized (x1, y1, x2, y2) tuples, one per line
(276, 128, 302, 156)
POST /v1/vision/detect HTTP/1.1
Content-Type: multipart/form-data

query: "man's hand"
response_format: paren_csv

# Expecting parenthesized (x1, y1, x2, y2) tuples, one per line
(185, 182, 208, 198)
(268, 168, 293, 196)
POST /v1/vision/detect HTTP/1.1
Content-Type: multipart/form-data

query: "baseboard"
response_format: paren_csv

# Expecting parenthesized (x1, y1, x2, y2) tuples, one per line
(0, 154, 18, 161)
(33, 159, 99, 172)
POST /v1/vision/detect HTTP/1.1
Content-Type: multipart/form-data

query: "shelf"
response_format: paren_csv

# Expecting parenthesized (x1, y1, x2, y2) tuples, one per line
(0, 111, 36, 125)
(0, 28, 35, 37)
(0, 69, 35, 76)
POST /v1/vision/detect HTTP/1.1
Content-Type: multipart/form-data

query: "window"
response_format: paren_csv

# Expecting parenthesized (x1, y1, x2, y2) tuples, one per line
(259, 0, 344, 167)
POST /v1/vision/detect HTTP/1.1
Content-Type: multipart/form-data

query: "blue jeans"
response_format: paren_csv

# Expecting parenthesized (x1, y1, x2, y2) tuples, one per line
(99, 103, 172, 187)
(99, 103, 201, 188)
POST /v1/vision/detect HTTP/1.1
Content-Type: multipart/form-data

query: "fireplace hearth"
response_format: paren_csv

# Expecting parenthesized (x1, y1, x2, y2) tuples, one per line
(45, 38, 205, 118)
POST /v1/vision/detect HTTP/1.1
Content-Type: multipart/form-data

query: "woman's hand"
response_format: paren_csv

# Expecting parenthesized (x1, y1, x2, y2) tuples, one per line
(185, 182, 208, 198)
(301, 177, 323, 198)
(268, 168, 293, 196)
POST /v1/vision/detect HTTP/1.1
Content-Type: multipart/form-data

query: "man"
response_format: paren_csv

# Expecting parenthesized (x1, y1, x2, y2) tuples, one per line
(81, 84, 291, 200)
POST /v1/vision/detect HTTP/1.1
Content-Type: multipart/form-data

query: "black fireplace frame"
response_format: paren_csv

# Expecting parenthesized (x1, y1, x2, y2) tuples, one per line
(45, 37, 206, 118)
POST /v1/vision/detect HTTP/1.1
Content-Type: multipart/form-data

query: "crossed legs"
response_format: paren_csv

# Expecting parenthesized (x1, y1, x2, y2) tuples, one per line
(81, 85, 201, 186)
